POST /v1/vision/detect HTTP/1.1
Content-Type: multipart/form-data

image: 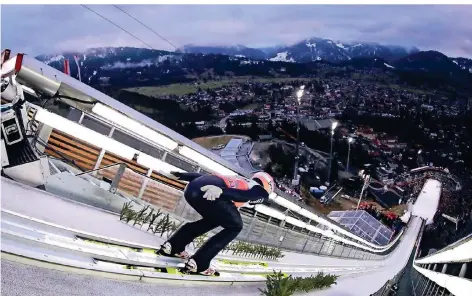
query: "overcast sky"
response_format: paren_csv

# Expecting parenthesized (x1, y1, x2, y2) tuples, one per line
(2, 4, 472, 58)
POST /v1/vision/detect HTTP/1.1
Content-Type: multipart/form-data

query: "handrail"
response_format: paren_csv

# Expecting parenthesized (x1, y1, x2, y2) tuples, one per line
(67, 159, 404, 255)
(413, 265, 472, 296)
(74, 162, 124, 176)
(415, 234, 472, 264)
(43, 101, 380, 247)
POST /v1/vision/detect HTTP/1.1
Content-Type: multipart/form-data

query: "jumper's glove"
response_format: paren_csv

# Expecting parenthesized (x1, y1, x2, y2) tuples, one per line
(200, 185, 223, 201)
(170, 171, 183, 180)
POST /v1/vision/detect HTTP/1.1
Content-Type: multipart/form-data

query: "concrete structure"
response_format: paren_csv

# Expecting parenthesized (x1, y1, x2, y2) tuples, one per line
(220, 138, 243, 165)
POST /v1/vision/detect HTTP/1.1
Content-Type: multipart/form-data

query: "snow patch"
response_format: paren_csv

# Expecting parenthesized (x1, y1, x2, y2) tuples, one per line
(452, 60, 458, 65)
(384, 63, 395, 69)
(335, 42, 346, 49)
(93, 70, 97, 76)
(101, 60, 155, 69)
(269, 52, 295, 63)
(351, 44, 363, 48)
(235, 55, 246, 58)
(44, 55, 65, 64)
(157, 55, 173, 63)
(306, 41, 317, 49)
(83, 54, 87, 61)
(240, 60, 260, 65)
(127, 58, 131, 61)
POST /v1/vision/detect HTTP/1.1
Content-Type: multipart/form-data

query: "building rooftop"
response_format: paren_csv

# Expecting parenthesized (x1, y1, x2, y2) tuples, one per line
(328, 210, 394, 246)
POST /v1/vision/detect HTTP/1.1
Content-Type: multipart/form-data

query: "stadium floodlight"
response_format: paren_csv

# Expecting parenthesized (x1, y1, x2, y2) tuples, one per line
(347, 137, 353, 171)
(356, 174, 371, 210)
(296, 89, 304, 105)
(292, 86, 305, 182)
(327, 121, 338, 184)
(92, 103, 179, 151)
(331, 121, 338, 130)
(296, 89, 304, 99)
(35, 108, 137, 160)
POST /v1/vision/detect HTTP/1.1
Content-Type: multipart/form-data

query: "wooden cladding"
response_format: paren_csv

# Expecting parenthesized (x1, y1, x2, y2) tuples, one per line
(45, 130, 100, 171)
(44, 129, 185, 211)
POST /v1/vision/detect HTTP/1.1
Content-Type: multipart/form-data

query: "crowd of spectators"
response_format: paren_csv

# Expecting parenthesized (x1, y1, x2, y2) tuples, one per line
(359, 204, 406, 237)
(406, 168, 472, 253)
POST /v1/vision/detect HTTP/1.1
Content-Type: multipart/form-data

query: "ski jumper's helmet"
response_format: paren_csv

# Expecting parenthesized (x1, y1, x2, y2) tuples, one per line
(251, 172, 275, 194)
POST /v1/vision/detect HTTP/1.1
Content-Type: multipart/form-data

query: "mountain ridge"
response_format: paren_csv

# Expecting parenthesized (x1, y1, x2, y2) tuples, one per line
(179, 36, 423, 63)
(35, 45, 472, 93)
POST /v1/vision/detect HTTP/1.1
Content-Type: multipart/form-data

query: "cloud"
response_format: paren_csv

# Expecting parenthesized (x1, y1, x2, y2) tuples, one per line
(1, 4, 471, 58)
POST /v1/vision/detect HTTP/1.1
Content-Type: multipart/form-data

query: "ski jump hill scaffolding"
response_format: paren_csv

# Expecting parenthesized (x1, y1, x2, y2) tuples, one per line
(1, 52, 471, 296)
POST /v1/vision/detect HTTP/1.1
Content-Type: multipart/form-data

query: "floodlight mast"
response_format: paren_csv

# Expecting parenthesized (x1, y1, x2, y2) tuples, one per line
(292, 86, 305, 186)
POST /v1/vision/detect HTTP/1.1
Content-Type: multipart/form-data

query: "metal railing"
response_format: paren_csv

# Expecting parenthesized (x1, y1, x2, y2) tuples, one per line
(63, 104, 374, 240)
(410, 233, 472, 296)
(68, 162, 403, 261)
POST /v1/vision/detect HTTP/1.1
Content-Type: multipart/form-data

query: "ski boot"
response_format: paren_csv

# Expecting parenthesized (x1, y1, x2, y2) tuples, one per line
(156, 242, 190, 260)
(179, 258, 220, 276)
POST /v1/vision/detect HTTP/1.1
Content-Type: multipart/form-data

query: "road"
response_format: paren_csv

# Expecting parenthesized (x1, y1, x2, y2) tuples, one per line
(219, 115, 231, 131)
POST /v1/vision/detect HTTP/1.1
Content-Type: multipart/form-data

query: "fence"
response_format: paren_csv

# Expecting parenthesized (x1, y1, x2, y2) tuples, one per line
(72, 162, 397, 261)
(411, 233, 472, 296)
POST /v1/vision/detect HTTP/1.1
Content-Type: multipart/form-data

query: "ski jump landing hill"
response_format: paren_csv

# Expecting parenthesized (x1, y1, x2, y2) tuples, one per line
(0, 52, 443, 295)
(1, 177, 440, 295)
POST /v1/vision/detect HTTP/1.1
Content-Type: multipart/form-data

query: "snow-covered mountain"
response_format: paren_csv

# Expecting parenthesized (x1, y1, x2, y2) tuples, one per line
(35, 45, 471, 90)
(36, 47, 183, 85)
(450, 57, 472, 74)
(182, 37, 420, 63)
(179, 44, 267, 60)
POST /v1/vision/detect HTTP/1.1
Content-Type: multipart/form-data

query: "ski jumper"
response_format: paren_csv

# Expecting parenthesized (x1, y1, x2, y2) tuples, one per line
(166, 173, 269, 272)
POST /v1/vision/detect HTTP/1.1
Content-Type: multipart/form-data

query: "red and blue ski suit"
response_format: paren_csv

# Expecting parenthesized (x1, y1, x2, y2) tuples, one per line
(167, 172, 269, 272)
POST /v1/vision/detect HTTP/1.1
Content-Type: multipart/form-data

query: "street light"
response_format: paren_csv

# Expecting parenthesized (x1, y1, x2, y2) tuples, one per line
(326, 121, 338, 185)
(331, 121, 338, 130)
(296, 89, 304, 104)
(356, 173, 371, 210)
(346, 137, 353, 172)
(292, 86, 305, 185)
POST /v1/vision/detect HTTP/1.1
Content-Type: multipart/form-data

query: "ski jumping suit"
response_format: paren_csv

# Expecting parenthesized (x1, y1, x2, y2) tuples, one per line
(167, 172, 269, 272)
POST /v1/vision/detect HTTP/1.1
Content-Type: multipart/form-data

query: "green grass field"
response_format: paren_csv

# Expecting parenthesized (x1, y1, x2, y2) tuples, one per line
(125, 76, 312, 97)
